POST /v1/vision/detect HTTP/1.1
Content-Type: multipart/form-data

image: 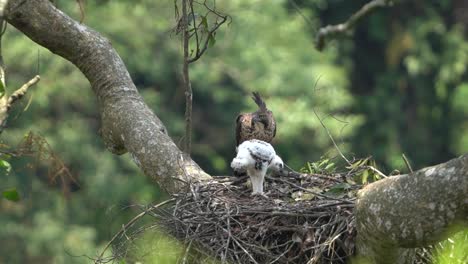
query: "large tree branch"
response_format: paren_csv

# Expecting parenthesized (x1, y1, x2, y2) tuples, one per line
(5, 0, 211, 194)
(356, 154, 468, 263)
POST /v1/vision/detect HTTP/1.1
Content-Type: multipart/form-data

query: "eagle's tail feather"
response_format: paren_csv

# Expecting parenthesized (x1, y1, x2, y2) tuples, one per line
(252, 92, 267, 111)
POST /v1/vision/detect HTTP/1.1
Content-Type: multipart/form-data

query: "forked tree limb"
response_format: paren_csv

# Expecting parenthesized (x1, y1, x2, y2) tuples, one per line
(7, 75, 40, 106)
(315, 0, 394, 51)
(5, 0, 211, 194)
(0, 75, 40, 132)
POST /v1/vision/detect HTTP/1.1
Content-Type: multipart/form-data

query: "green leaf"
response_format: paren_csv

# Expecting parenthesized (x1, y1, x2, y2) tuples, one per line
(0, 80, 5, 98)
(347, 157, 370, 170)
(362, 170, 369, 184)
(324, 162, 335, 171)
(318, 159, 329, 167)
(2, 188, 20, 202)
(201, 16, 208, 29)
(0, 154, 11, 160)
(346, 177, 357, 185)
(327, 182, 351, 194)
(0, 159, 11, 173)
(208, 33, 216, 47)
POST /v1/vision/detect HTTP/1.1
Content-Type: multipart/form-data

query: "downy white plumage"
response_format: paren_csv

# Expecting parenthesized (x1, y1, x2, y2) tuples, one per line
(231, 139, 283, 195)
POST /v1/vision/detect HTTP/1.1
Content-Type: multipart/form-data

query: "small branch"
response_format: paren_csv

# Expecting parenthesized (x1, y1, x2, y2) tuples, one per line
(174, 0, 229, 153)
(182, 0, 193, 154)
(7, 75, 40, 108)
(402, 153, 413, 173)
(266, 176, 355, 204)
(311, 77, 351, 165)
(188, 1, 200, 56)
(187, 15, 227, 64)
(95, 199, 175, 263)
(0, 75, 40, 133)
(315, 0, 393, 51)
(365, 165, 387, 178)
(313, 107, 351, 165)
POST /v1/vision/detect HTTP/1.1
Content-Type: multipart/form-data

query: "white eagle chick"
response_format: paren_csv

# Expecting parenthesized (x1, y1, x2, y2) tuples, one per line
(231, 139, 284, 196)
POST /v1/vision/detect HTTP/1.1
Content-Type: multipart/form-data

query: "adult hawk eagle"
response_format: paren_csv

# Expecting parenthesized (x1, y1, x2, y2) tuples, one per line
(236, 92, 276, 146)
(231, 139, 284, 196)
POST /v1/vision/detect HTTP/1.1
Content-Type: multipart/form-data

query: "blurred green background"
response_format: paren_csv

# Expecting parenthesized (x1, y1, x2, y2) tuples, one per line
(0, 0, 466, 263)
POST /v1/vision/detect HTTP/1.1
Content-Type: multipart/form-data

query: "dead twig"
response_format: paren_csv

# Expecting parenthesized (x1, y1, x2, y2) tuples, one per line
(95, 199, 175, 263)
(312, 107, 351, 166)
(315, 0, 394, 51)
(402, 153, 413, 173)
(7, 75, 40, 107)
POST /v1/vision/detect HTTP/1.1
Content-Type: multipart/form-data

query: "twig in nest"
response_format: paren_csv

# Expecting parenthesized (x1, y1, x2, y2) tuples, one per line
(310, 77, 351, 166)
(312, 107, 351, 166)
(266, 176, 355, 204)
(364, 165, 387, 178)
(315, 0, 394, 51)
(402, 153, 413, 173)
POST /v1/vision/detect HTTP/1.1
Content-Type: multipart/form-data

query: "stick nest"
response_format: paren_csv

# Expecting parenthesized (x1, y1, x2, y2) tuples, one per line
(162, 171, 357, 264)
(97, 160, 437, 264)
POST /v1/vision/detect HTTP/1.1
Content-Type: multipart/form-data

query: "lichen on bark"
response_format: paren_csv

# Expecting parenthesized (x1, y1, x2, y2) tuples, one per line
(356, 154, 468, 263)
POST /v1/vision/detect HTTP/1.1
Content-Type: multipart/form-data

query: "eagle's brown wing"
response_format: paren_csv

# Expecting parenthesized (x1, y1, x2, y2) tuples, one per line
(236, 114, 246, 146)
(235, 114, 243, 146)
(236, 92, 277, 145)
(272, 115, 277, 138)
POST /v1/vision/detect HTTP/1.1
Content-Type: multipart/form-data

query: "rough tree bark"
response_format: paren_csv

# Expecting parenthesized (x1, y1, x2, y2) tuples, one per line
(4, 0, 467, 263)
(356, 154, 467, 263)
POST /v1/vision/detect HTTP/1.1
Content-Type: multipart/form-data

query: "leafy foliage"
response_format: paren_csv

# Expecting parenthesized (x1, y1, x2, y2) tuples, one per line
(433, 228, 468, 264)
(0, 158, 11, 173)
(2, 187, 20, 201)
(300, 157, 337, 174)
